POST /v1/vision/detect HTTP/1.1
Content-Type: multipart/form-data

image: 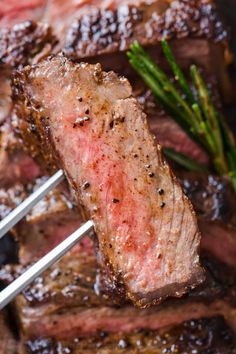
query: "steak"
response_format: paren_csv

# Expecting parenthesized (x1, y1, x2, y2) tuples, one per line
(181, 173, 236, 268)
(0, 121, 41, 188)
(0, 0, 46, 28)
(0, 21, 57, 188)
(0, 311, 17, 354)
(13, 56, 204, 307)
(22, 316, 235, 354)
(0, 177, 91, 264)
(0, 21, 57, 70)
(63, 0, 232, 100)
(1, 252, 235, 341)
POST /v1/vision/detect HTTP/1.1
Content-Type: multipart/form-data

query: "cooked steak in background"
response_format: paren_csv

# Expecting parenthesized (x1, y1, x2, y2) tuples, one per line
(0, 177, 91, 264)
(1, 252, 235, 342)
(22, 316, 235, 354)
(0, 0, 46, 28)
(0, 311, 17, 354)
(13, 56, 205, 307)
(63, 0, 233, 101)
(0, 21, 57, 188)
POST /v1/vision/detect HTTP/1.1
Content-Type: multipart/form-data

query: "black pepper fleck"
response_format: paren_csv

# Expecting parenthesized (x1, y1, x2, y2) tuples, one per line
(85, 109, 89, 114)
(112, 198, 119, 203)
(77, 97, 83, 102)
(134, 154, 138, 158)
(160, 202, 166, 208)
(148, 172, 155, 177)
(83, 182, 90, 190)
(158, 188, 164, 195)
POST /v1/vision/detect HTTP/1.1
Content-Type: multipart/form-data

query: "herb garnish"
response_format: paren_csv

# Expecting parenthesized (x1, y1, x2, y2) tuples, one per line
(128, 40, 236, 193)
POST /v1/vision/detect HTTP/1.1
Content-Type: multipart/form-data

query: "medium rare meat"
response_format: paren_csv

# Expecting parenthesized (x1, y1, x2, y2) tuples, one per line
(13, 56, 204, 307)
(22, 316, 235, 354)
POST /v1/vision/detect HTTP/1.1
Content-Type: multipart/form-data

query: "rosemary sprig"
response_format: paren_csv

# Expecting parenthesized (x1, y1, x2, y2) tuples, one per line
(163, 148, 209, 173)
(128, 40, 236, 193)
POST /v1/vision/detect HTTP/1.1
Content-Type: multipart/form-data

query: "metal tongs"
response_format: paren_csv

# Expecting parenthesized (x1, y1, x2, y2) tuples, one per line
(0, 170, 94, 310)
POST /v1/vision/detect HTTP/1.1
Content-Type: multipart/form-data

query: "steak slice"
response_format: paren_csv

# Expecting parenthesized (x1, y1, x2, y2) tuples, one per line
(1, 253, 235, 341)
(0, 0, 46, 28)
(13, 56, 204, 307)
(0, 311, 17, 354)
(63, 0, 232, 100)
(0, 21, 57, 70)
(181, 173, 236, 268)
(0, 177, 90, 264)
(0, 21, 57, 188)
(22, 316, 235, 354)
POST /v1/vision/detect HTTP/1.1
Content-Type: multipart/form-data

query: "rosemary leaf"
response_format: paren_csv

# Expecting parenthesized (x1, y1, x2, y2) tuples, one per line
(163, 148, 208, 173)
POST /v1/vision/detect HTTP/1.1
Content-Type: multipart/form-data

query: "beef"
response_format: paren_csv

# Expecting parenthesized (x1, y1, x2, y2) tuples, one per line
(22, 316, 235, 354)
(0, 21, 57, 188)
(135, 88, 210, 165)
(0, 21, 57, 69)
(0, 177, 90, 264)
(181, 173, 236, 268)
(0, 0, 46, 28)
(0, 121, 41, 188)
(12, 55, 205, 307)
(17, 180, 92, 265)
(1, 252, 235, 341)
(63, 0, 232, 100)
(0, 311, 17, 354)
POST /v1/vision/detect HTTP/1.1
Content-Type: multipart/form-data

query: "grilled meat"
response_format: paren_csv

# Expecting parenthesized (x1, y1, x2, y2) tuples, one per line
(13, 56, 204, 307)
(0, 177, 90, 264)
(0, 21, 57, 69)
(0, 253, 235, 341)
(0, 21, 57, 188)
(0, 0, 46, 28)
(0, 311, 17, 354)
(63, 0, 232, 100)
(22, 316, 235, 354)
(181, 174, 236, 268)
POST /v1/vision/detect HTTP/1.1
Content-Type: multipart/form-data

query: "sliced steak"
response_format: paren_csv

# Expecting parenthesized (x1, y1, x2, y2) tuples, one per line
(0, 311, 17, 354)
(0, 21, 57, 69)
(0, 0, 46, 28)
(13, 56, 204, 307)
(0, 121, 41, 188)
(0, 21, 57, 188)
(135, 87, 210, 165)
(1, 253, 235, 341)
(63, 0, 232, 100)
(22, 316, 235, 354)
(0, 177, 90, 264)
(181, 173, 236, 268)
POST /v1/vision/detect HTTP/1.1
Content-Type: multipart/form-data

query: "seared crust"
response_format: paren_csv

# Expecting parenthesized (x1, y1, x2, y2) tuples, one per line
(22, 316, 235, 354)
(64, 0, 227, 60)
(12, 56, 204, 307)
(0, 21, 57, 69)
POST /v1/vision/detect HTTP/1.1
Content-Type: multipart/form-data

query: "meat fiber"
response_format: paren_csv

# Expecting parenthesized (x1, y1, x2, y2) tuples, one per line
(13, 56, 204, 307)
(22, 316, 235, 354)
(1, 253, 235, 341)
